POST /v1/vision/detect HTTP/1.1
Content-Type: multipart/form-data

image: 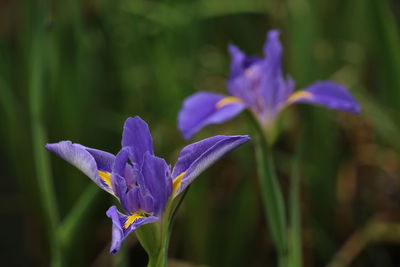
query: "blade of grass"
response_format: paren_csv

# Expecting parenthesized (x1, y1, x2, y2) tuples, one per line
(58, 184, 101, 248)
(28, 0, 62, 266)
(368, 0, 400, 111)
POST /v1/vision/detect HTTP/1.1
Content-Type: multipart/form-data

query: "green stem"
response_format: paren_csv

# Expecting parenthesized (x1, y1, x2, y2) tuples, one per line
(288, 141, 303, 267)
(137, 189, 190, 267)
(247, 113, 287, 267)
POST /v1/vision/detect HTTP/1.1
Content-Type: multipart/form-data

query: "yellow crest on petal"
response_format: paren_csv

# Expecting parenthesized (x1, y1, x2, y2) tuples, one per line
(124, 213, 144, 229)
(287, 91, 313, 104)
(172, 171, 186, 195)
(98, 170, 112, 189)
(215, 97, 243, 109)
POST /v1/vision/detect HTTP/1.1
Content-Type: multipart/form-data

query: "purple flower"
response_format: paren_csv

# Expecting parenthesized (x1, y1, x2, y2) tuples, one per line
(45, 116, 249, 254)
(178, 30, 360, 139)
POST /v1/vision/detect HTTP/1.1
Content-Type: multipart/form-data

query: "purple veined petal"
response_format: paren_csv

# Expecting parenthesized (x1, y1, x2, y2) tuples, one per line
(121, 116, 154, 166)
(287, 81, 361, 114)
(263, 29, 282, 67)
(227, 44, 263, 111)
(172, 135, 250, 195)
(106, 206, 159, 254)
(81, 146, 115, 172)
(45, 141, 114, 194)
(178, 91, 246, 139)
(228, 44, 263, 80)
(111, 148, 155, 214)
(140, 152, 172, 216)
(260, 30, 291, 117)
(228, 44, 247, 79)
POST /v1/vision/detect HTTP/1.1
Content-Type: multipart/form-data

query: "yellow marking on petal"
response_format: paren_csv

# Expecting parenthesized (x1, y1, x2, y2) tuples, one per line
(172, 171, 186, 195)
(287, 91, 313, 104)
(124, 213, 144, 229)
(98, 170, 112, 189)
(215, 97, 243, 109)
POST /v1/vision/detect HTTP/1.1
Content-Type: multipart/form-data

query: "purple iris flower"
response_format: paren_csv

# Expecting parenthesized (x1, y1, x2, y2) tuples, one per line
(45, 116, 249, 254)
(178, 30, 360, 139)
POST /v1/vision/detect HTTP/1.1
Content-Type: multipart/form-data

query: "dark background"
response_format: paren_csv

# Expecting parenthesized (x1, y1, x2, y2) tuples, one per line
(1, 0, 400, 266)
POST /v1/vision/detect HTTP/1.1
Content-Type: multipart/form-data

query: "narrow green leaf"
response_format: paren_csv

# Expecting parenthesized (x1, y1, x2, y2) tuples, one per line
(58, 185, 101, 248)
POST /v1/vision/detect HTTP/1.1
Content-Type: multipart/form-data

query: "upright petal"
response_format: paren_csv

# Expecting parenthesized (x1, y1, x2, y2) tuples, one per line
(287, 81, 361, 114)
(178, 92, 246, 139)
(122, 116, 154, 166)
(111, 148, 155, 214)
(140, 152, 172, 216)
(260, 30, 292, 117)
(172, 135, 250, 195)
(228, 44, 246, 79)
(227, 44, 264, 111)
(106, 206, 159, 254)
(263, 29, 282, 68)
(45, 141, 115, 194)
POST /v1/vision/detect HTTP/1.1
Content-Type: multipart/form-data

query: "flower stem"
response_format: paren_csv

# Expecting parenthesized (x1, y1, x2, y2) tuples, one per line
(288, 141, 303, 267)
(247, 112, 288, 267)
(137, 189, 190, 267)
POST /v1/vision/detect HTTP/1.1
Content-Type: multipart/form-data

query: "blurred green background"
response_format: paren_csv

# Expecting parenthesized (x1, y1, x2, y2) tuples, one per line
(2, 0, 400, 266)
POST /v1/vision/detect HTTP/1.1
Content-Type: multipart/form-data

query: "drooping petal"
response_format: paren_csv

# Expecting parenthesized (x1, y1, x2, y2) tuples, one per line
(122, 116, 154, 166)
(45, 141, 115, 194)
(172, 135, 250, 195)
(178, 91, 246, 139)
(106, 206, 159, 254)
(287, 81, 361, 114)
(140, 152, 172, 216)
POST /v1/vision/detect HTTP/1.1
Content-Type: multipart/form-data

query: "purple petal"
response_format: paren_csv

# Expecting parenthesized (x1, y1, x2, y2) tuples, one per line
(106, 206, 159, 254)
(228, 44, 247, 79)
(140, 152, 172, 216)
(178, 92, 246, 139)
(227, 44, 262, 110)
(111, 148, 155, 214)
(172, 135, 250, 195)
(83, 146, 115, 172)
(288, 81, 361, 114)
(260, 30, 293, 117)
(45, 141, 114, 194)
(121, 116, 154, 165)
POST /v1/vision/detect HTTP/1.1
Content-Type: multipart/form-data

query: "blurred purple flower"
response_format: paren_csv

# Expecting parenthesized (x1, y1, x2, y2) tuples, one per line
(178, 30, 360, 139)
(46, 116, 249, 254)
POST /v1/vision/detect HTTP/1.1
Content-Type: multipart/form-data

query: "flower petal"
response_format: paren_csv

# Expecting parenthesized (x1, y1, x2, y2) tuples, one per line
(45, 141, 115, 194)
(260, 30, 294, 117)
(111, 148, 155, 214)
(121, 116, 154, 166)
(172, 135, 250, 195)
(227, 44, 263, 111)
(178, 92, 246, 139)
(106, 206, 159, 254)
(287, 81, 361, 114)
(228, 44, 247, 79)
(140, 152, 172, 216)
